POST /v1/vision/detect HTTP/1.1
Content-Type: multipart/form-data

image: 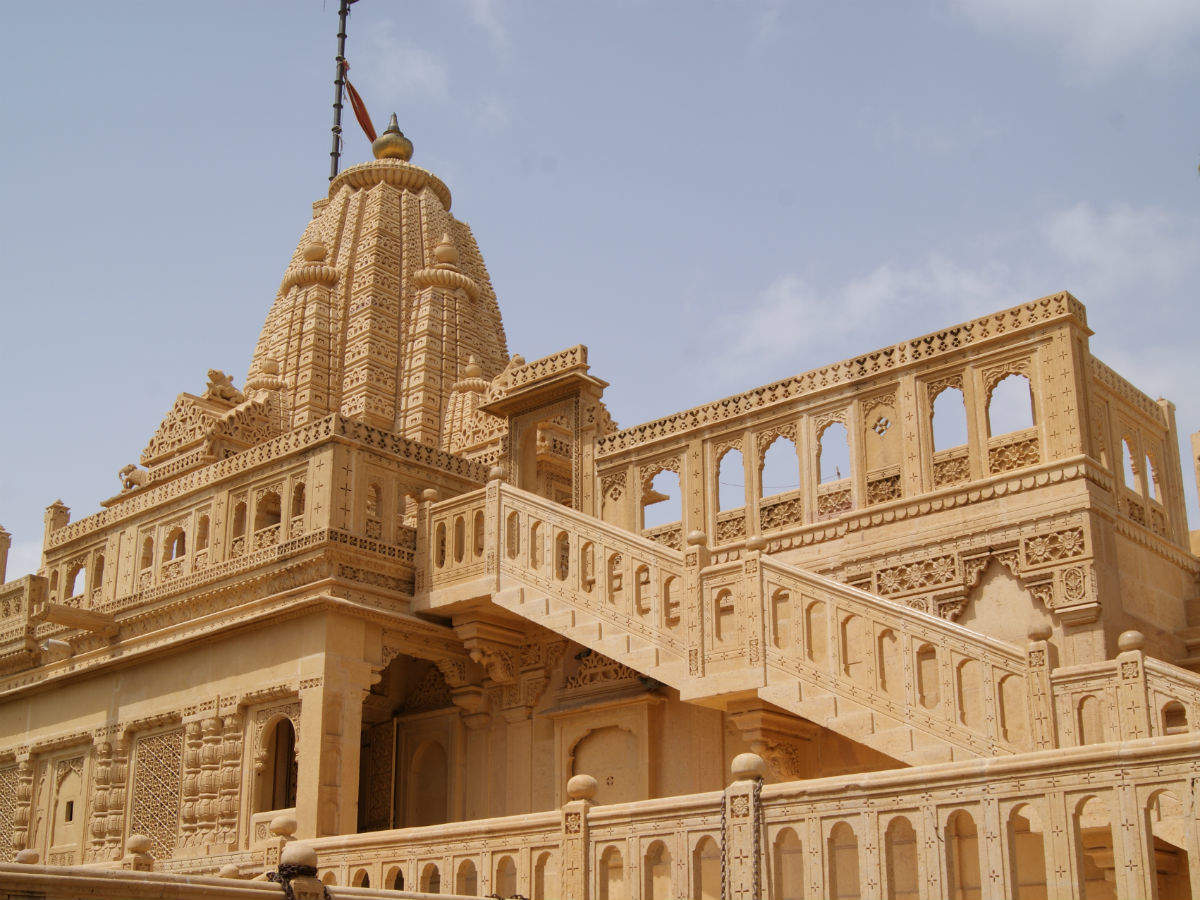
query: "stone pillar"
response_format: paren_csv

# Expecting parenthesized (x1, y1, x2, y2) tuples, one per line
(218, 711, 243, 847)
(0, 524, 10, 583)
(1026, 624, 1057, 751)
(722, 753, 767, 900)
(12, 757, 33, 852)
(560, 774, 596, 900)
(295, 664, 374, 839)
(41, 500, 69, 568)
(1114, 630, 1152, 741)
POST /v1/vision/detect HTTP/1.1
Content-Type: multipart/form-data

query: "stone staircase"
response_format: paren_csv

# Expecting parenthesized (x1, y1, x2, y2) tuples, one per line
(424, 483, 1046, 766)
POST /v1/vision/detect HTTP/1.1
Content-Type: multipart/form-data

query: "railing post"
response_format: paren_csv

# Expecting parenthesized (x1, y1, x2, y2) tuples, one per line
(723, 753, 767, 900)
(685, 530, 709, 680)
(417, 487, 438, 594)
(124, 833, 154, 871)
(487, 467, 505, 592)
(561, 774, 596, 900)
(1114, 630, 1152, 741)
(1026, 624, 1057, 750)
(743, 536, 768, 688)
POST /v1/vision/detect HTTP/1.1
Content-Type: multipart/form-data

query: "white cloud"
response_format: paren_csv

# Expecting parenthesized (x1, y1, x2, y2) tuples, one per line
(465, 0, 511, 57)
(950, 0, 1200, 77)
(357, 21, 449, 103)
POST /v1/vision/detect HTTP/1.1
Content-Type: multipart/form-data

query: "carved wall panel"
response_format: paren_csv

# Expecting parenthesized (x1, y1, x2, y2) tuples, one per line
(128, 729, 184, 860)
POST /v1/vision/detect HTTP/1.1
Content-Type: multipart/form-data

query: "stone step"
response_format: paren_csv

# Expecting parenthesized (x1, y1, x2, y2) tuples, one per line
(830, 708, 875, 739)
(910, 744, 955, 766)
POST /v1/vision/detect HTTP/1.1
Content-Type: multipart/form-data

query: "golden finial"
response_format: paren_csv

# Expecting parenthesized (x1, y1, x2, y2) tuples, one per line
(372, 113, 413, 161)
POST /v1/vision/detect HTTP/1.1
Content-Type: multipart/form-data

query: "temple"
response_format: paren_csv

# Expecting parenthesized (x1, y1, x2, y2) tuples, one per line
(2, 116, 1200, 900)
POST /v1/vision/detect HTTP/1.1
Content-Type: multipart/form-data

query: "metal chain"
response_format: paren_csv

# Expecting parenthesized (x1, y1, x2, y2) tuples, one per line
(752, 776, 764, 899)
(720, 786, 728, 900)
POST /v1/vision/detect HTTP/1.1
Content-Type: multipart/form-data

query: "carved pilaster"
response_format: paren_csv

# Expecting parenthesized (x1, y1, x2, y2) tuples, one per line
(218, 712, 243, 846)
(179, 721, 203, 849)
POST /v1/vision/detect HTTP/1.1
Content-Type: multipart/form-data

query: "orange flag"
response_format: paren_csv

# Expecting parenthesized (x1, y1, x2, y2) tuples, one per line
(342, 63, 377, 143)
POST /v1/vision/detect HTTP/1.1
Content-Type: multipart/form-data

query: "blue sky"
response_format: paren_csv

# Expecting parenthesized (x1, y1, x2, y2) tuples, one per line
(1, 1, 1197, 577)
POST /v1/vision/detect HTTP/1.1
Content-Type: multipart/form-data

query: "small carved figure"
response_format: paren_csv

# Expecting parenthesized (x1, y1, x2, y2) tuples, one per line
(204, 369, 245, 405)
(118, 464, 148, 491)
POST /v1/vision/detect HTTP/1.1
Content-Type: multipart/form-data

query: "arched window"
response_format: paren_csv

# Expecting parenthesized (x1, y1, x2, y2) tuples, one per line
(140, 536, 155, 570)
(1121, 438, 1138, 490)
(885, 817, 918, 900)
(760, 434, 800, 498)
(1077, 695, 1104, 745)
(533, 852, 553, 900)
(1074, 796, 1114, 899)
(580, 541, 596, 592)
(91, 554, 104, 592)
(505, 511, 520, 559)
(291, 483, 306, 519)
(231, 501, 247, 537)
(773, 828, 804, 900)
(419, 863, 440, 894)
(351, 870, 369, 887)
(987, 373, 1034, 436)
(642, 468, 682, 529)
(456, 859, 478, 895)
(932, 386, 968, 451)
(49, 569, 59, 599)
(1144, 452, 1162, 501)
(556, 531, 571, 581)
(195, 515, 210, 550)
(714, 589, 735, 644)
(1162, 701, 1188, 735)
(956, 659, 983, 728)
(878, 629, 901, 698)
(692, 836, 720, 900)
(818, 422, 850, 483)
(663, 576, 680, 629)
(916, 644, 939, 709)
(806, 600, 828, 667)
(945, 810, 981, 898)
(473, 511, 485, 557)
(827, 822, 860, 900)
(643, 841, 671, 900)
(1008, 804, 1048, 900)
(530, 521, 544, 570)
(386, 867, 404, 890)
(717, 447, 745, 512)
(408, 740, 448, 826)
(494, 857, 517, 898)
(607, 553, 624, 606)
(771, 588, 792, 650)
(598, 846, 624, 900)
(453, 516, 465, 563)
(366, 483, 382, 519)
(66, 562, 85, 598)
(634, 564, 651, 616)
(255, 492, 281, 530)
(435, 522, 447, 568)
(257, 717, 297, 812)
(163, 527, 186, 561)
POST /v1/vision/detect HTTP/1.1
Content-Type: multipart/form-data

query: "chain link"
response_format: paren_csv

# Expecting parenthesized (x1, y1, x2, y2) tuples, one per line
(752, 775, 764, 898)
(720, 786, 728, 900)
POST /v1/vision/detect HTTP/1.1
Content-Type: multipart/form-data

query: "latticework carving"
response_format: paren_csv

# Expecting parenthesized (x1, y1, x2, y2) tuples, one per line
(564, 651, 640, 691)
(0, 765, 16, 862)
(1022, 527, 1085, 566)
(128, 729, 184, 860)
(876, 555, 957, 596)
(404, 665, 453, 713)
(988, 435, 1039, 473)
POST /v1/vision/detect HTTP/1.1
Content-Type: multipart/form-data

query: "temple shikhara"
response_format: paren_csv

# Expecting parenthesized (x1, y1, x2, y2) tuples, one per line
(4, 114, 1200, 900)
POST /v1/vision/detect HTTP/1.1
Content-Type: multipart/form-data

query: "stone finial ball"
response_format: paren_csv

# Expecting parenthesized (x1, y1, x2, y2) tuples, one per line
(745, 535, 767, 551)
(259, 357, 280, 376)
(302, 241, 327, 263)
(566, 773, 598, 801)
(1027, 623, 1052, 642)
(15, 849, 39, 864)
(686, 530, 707, 547)
(730, 752, 768, 780)
(488, 465, 506, 482)
(1118, 630, 1145, 652)
(422, 488, 439, 503)
(218, 864, 241, 879)
(126, 834, 152, 854)
(269, 813, 298, 837)
(280, 840, 319, 869)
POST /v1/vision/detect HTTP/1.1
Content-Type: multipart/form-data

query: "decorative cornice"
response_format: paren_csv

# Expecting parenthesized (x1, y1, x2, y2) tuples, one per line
(327, 159, 452, 210)
(280, 262, 338, 293)
(411, 266, 479, 300)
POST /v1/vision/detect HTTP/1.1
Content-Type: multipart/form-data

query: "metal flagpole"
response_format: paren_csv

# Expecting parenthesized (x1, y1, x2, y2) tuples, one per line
(329, 0, 359, 181)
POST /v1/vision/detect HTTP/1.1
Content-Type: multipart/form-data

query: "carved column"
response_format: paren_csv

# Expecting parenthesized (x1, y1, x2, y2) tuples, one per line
(1114, 631, 1152, 741)
(560, 774, 596, 900)
(179, 721, 203, 850)
(105, 738, 130, 859)
(1026, 625, 1057, 751)
(684, 530, 709, 680)
(12, 757, 32, 852)
(218, 711, 243, 847)
(86, 740, 112, 861)
(197, 716, 223, 844)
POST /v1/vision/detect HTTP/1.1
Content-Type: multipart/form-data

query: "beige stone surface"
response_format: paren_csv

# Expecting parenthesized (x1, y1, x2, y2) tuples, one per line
(1, 132, 1199, 899)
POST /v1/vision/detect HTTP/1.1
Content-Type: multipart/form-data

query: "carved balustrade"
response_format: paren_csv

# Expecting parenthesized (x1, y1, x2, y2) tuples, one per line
(164, 732, 1200, 899)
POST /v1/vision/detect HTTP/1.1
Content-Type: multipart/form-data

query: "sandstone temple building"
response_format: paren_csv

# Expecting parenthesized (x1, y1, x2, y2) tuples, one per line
(2, 119, 1200, 900)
